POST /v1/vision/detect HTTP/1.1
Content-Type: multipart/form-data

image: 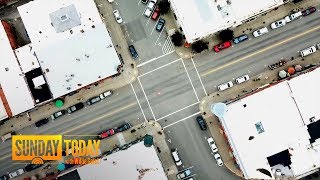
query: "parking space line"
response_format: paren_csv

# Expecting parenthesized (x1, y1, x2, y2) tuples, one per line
(156, 102, 199, 122)
(162, 36, 175, 54)
(138, 58, 182, 77)
(162, 36, 169, 54)
(137, 78, 156, 120)
(130, 83, 147, 122)
(181, 59, 200, 102)
(150, 19, 159, 35)
(154, 26, 164, 45)
(191, 57, 208, 95)
(137, 51, 175, 67)
(163, 112, 201, 129)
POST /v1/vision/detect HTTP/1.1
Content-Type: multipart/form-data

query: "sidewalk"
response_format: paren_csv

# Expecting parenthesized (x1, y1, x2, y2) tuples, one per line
(0, 0, 138, 135)
(13, 121, 178, 180)
(163, 0, 320, 59)
(198, 51, 320, 178)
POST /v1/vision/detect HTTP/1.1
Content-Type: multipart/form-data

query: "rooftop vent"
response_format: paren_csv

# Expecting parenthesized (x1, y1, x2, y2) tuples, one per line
(60, 14, 69, 22)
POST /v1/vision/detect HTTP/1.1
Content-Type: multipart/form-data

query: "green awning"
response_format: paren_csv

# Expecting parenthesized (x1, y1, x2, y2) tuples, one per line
(55, 99, 64, 107)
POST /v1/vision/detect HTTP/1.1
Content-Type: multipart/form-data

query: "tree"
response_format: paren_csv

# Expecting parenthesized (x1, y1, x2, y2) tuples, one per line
(219, 29, 234, 41)
(191, 40, 209, 53)
(158, 0, 170, 14)
(171, 31, 183, 47)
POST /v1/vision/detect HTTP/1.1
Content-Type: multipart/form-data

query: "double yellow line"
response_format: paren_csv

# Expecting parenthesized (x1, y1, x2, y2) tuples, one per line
(201, 25, 320, 77)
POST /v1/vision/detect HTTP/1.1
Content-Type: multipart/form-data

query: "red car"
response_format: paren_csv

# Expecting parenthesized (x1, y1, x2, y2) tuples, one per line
(302, 7, 316, 16)
(213, 41, 232, 52)
(99, 129, 115, 139)
(152, 8, 161, 20)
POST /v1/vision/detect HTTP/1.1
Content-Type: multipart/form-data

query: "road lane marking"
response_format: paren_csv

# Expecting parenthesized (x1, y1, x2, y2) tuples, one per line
(181, 59, 199, 102)
(138, 58, 182, 77)
(156, 102, 199, 122)
(163, 111, 201, 129)
(201, 25, 320, 77)
(130, 83, 147, 121)
(191, 57, 207, 95)
(137, 51, 175, 67)
(137, 78, 156, 120)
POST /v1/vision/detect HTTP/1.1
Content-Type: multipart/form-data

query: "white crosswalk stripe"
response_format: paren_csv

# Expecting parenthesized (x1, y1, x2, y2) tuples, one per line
(162, 36, 175, 54)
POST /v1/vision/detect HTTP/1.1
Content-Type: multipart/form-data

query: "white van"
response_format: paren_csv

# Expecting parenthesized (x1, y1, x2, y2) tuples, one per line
(1, 132, 14, 142)
(217, 81, 233, 91)
(235, 75, 250, 84)
(171, 149, 182, 166)
(300, 46, 316, 57)
(253, 27, 268, 37)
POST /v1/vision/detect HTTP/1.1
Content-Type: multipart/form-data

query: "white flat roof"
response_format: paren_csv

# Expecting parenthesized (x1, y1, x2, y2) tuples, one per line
(170, 0, 283, 43)
(0, 22, 35, 116)
(77, 142, 168, 180)
(18, 0, 120, 98)
(220, 68, 320, 179)
(14, 44, 40, 73)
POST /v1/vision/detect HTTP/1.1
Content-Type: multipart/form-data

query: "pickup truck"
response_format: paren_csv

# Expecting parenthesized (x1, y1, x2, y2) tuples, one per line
(177, 169, 191, 179)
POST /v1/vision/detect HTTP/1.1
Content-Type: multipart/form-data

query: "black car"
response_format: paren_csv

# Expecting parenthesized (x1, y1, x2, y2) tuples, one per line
(129, 45, 139, 60)
(302, 7, 316, 16)
(0, 175, 8, 180)
(67, 102, 84, 114)
(117, 123, 132, 132)
(35, 118, 49, 127)
(156, 18, 165, 32)
(196, 116, 207, 130)
(141, 0, 148, 3)
(25, 164, 43, 172)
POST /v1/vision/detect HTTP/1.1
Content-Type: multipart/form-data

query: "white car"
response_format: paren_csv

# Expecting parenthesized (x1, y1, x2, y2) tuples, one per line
(107, 0, 114, 2)
(284, 11, 302, 23)
(171, 149, 182, 166)
(9, 168, 25, 178)
(99, 90, 113, 99)
(214, 153, 224, 167)
(207, 137, 218, 153)
(300, 46, 317, 57)
(217, 81, 233, 91)
(235, 74, 250, 84)
(253, 27, 269, 37)
(144, 1, 156, 17)
(113, 10, 123, 24)
(270, 19, 286, 29)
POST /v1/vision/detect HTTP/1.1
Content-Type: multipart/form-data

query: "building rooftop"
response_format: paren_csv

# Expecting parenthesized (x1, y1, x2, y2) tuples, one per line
(169, 0, 283, 43)
(0, 21, 35, 117)
(219, 68, 320, 179)
(14, 44, 40, 74)
(18, 0, 121, 98)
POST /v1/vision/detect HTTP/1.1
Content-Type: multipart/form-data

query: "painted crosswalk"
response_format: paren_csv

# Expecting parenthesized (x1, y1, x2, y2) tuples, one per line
(162, 36, 175, 54)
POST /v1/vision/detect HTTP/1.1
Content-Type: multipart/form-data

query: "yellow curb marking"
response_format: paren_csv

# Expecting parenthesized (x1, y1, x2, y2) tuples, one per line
(201, 25, 320, 77)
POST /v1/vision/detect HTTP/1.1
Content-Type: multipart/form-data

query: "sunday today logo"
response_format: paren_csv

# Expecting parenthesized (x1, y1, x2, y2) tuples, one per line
(12, 135, 101, 164)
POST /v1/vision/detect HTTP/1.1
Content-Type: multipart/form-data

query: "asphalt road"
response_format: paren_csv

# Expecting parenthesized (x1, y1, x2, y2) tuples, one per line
(1, 1, 320, 180)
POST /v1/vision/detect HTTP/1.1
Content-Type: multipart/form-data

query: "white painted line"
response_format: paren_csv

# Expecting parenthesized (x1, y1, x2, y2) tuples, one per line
(181, 59, 199, 102)
(146, 14, 152, 26)
(137, 78, 157, 120)
(150, 19, 159, 35)
(191, 57, 207, 95)
(138, 0, 141, 5)
(162, 36, 170, 54)
(168, 37, 175, 52)
(130, 83, 147, 121)
(137, 51, 175, 67)
(154, 26, 164, 45)
(138, 58, 182, 78)
(156, 102, 199, 121)
(163, 36, 174, 54)
(163, 112, 201, 129)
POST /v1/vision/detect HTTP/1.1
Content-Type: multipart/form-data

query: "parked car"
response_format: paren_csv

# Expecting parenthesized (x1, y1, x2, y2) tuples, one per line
(25, 164, 43, 172)
(117, 123, 132, 132)
(217, 81, 233, 91)
(152, 7, 160, 20)
(233, 34, 248, 44)
(0, 175, 8, 180)
(86, 96, 101, 105)
(300, 46, 316, 57)
(253, 27, 268, 37)
(99, 129, 115, 139)
(67, 102, 84, 114)
(235, 74, 250, 84)
(196, 116, 207, 130)
(284, 11, 302, 23)
(156, 18, 165, 32)
(207, 137, 218, 153)
(107, 0, 114, 2)
(8, 169, 25, 178)
(144, 0, 156, 17)
(177, 169, 191, 179)
(129, 45, 139, 59)
(1, 131, 15, 142)
(302, 7, 316, 16)
(100, 90, 113, 99)
(171, 149, 182, 166)
(214, 153, 224, 166)
(113, 10, 123, 24)
(51, 110, 66, 120)
(317, 43, 320, 50)
(35, 118, 49, 127)
(270, 19, 286, 29)
(141, 0, 148, 3)
(213, 41, 231, 52)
